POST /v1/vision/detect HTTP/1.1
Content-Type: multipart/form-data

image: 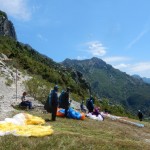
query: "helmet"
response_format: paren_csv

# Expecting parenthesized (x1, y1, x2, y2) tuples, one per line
(54, 85, 59, 91)
(66, 87, 71, 92)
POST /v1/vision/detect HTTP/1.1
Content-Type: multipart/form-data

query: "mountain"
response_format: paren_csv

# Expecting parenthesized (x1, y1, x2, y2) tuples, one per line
(0, 36, 90, 99)
(132, 74, 150, 84)
(0, 10, 90, 102)
(1, 10, 150, 117)
(142, 77, 150, 84)
(0, 11, 17, 40)
(132, 74, 142, 80)
(62, 57, 150, 115)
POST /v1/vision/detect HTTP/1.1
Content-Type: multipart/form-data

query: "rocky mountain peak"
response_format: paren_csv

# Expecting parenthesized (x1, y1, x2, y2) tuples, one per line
(90, 57, 108, 68)
(0, 10, 17, 40)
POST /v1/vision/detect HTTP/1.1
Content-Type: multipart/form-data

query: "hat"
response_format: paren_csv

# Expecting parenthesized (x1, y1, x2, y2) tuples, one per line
(54, 85, 59, 91)
(66, 87, 71, 92)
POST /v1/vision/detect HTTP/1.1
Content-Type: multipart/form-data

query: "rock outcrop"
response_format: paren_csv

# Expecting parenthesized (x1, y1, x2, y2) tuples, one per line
(0, 10, 17, 40)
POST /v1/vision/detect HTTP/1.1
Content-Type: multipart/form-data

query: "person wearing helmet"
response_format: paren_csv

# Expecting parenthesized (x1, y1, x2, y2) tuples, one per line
(51, 85, 59, 121)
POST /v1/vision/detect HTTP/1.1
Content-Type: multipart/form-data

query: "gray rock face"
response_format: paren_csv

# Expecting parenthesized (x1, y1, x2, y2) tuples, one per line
(0, 57, 44, 120)
(0, 10, 17, 40)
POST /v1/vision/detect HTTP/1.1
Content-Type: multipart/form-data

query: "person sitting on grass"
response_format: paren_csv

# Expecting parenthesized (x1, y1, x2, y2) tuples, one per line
(20, 92, 33, 109)
(92, 107, 100, 116)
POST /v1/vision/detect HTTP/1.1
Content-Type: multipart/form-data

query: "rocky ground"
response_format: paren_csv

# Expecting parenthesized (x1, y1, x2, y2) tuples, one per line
(0, 54, 44, 119)
(0, 54, 82, 120)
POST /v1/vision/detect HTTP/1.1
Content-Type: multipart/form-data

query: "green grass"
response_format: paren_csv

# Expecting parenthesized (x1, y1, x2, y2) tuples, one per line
(0, 110, 150, 150)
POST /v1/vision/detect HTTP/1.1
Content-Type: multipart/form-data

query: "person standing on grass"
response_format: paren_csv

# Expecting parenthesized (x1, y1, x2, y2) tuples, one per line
(86, 95, 94, 113)
(51, 85, 59, 121)
(61, 87, 71, 117)
(80, 100, 86, 113)
(137, 110, 143, 121)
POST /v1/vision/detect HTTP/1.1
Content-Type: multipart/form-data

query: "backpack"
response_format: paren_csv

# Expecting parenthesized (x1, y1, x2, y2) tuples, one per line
(86, 99, 90, 109)
(58, 91, 65, 108)
(44, 93, 52, 113)
(86, 99, 94, 110)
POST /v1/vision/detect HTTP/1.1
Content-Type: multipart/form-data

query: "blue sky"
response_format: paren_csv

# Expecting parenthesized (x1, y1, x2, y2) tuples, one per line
(0, 0, 150, 78)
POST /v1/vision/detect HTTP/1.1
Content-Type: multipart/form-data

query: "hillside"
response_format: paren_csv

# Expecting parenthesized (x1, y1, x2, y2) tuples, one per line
(0, 10, 150, 150)
(132, 74, 150, 84)
(0, 35, 90, 101)
(0, 53, 83, 119)
(0, 10, 91, 102)
(0, 9, 93, 120)
(0, 111, 150, 150)
(62, 58, 150, 116)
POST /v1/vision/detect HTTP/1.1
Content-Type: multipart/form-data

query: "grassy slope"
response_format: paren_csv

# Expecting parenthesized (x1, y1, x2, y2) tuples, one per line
(0, 36, 89, 100)
(0, 111, 150, 150)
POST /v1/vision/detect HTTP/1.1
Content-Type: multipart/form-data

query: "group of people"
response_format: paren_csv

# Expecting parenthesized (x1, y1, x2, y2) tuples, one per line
(48, 85, 71, 121)
(20, 86, 144, 122)
(20, 85, 71, 121)
(80, 95, 95, 113)
(81, 96, 144, 121)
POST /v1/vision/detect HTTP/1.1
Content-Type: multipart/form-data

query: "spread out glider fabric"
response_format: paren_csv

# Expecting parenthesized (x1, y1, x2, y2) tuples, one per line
(57, 108, 85, 120)
(86, 113, 104, 121)
(101, 112, 144, 127)
(0, 113, 53, 137)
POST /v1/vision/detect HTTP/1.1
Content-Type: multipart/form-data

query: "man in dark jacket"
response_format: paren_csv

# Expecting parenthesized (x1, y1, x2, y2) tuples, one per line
(61, 87, 71, 117)
(86, 99, 94, 113)
(51, 85, 59, 121)
(137, 110, 143, 121)
(80, 100, 86, 113)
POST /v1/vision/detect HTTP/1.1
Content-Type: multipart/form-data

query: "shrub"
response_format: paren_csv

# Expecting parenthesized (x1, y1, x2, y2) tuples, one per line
(24, 76, 51, 104)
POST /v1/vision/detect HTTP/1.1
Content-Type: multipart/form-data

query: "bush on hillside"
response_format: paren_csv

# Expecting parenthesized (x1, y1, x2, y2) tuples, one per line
(100, 98, 128, 116)
(24, 76, 51, 104)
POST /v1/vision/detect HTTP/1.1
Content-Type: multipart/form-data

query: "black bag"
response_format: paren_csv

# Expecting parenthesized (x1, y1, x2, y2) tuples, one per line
(44, 94, 52, 113)
(86, 99, 90, 109)
(58, 91, 65, 108)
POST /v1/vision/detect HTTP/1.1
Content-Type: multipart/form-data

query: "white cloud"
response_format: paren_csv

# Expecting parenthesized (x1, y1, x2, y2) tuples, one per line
(0, 0, 31, 21)
(131, 62, 150, 72)
(113, 62, 150, 78)
(85, 41, 106, 56)
(127, 29, 149, 49)
(76, 56, 87, 60)
(104, 56, 130, 63)
(114, 63, 129, 69)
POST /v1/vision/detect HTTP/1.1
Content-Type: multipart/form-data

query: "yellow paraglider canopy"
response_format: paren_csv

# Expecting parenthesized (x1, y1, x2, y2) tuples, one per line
(0, 113, 53, 137)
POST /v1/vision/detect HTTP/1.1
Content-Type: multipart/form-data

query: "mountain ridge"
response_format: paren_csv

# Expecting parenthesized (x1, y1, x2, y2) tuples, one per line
(0, 10, 17, 40)
(0, 10, 90, 105)
(62, 57, 150, 116)
(1, 10, 150, 117)
(132, 74, 150, 84)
